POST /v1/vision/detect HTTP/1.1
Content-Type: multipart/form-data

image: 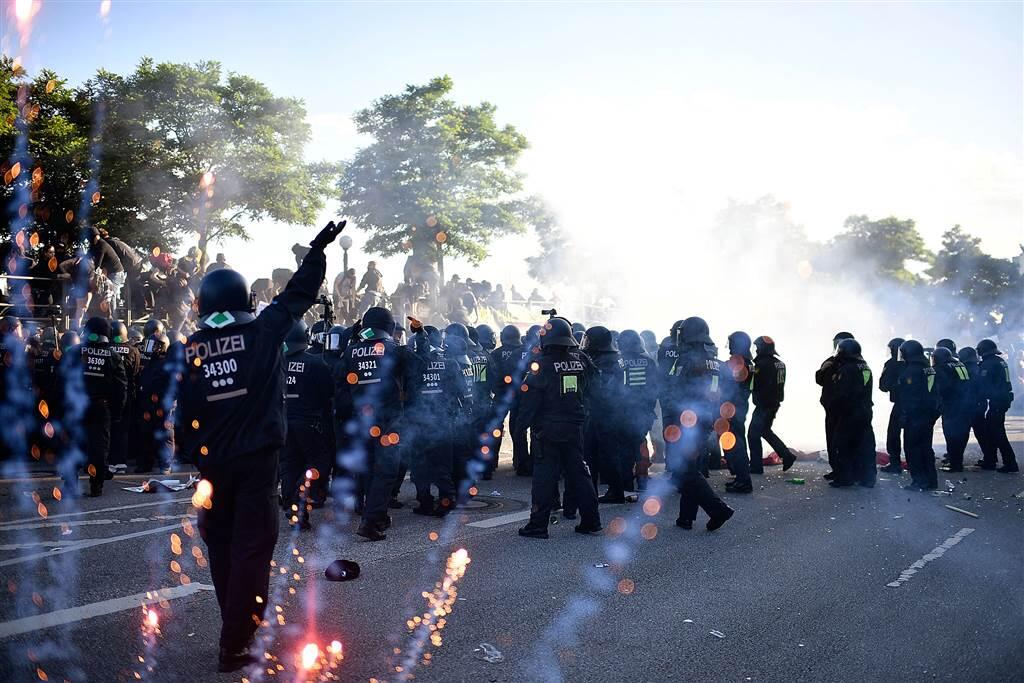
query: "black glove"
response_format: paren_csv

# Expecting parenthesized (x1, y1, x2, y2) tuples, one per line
(310, 220, 347, 250)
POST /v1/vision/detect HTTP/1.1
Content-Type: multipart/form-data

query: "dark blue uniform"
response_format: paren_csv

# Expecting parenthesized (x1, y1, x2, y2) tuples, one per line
(584, 347, 629, 500)
(749, 352, 793, 473)
(879, 356, 906, 470)
(978, 352, 1017, 470)
(489, 341, 526, 472)
(934, 357, 971, 471)
(620, 349, 659, 489)
(282, 350, 334, 524)
(897, 361, 941, 489)
(825, 357, 875, 486)
(721, 354, 753, 485)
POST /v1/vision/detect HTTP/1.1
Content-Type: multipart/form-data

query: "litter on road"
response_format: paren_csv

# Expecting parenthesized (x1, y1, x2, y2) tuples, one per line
(474, 642, 505, 663)
(945, 505, 979, 519)
(709, 630, 725, 639)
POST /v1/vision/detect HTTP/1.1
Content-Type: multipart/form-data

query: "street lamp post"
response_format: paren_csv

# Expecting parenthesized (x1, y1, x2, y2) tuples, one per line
(339, 234, 353, 275)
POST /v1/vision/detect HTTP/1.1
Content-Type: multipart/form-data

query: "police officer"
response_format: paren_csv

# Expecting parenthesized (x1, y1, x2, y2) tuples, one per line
(60, 317, 128, 496)
(657, 321, 685, 477)
(896, 339, 941, 491)
(936, 338, 957, 354)
(175, 220, 344, 671)
(669, 317, 734, 531)
(976, 339, 1018, 472)
(747, 335, 796, 477)
(581, 325, 629, 502)
(334, 306, 417, 541)
(308, 319, 329, 355)
(405, 322, 464, 516)
(442, 329, 477, 493)
(815, 331, 854, 480)
(617, 329, 658, 492)
(932, 346, 971, 473)
(466, 326, 498, 480)
(721, 331, 753, 493)
(323, 323, 355, 508)
(957, 346, 989, 460)
(878, 338, 906, 474)
(281, 320, 335, 529)
(490, 324, 525, 472)
(517, 317, 602, 539)
(134, 331, 173, 474)
(108, 320, 141, 476)
(825, 339, 875, 487)
(475, 324, 497, 352)
(139, 319, 166, 370)
(511, 324, 543, 475)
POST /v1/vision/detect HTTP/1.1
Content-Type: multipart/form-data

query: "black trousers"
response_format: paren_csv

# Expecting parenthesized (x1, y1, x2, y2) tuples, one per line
(361, 435, 401, 525)
(886, 404, 902, 466)
(824, 411, 839, 471)
(941, 413, 970, 469)
(411, 430, 456, 510)
(526, 428, 599, 531)
(510, 403, 532, 475)
(904, 420, 938, 488)
(672, 425, 731, 522)
(981, 407, 1017, 468)
(968, 411, 988, 458)
(586, 421, 628, 496)
(281, 421, 330, 516)
(834, 417, 875, 486)
(198, 451, 279, 652)
(748, 405, 791, 473)
(724, 401, 751, 486)
(109, 400, 131, 468)
(84, 401, 112, 490)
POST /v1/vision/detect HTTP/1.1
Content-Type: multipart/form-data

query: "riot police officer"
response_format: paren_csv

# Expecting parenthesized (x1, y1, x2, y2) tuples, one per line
(139, 319, 166, 371)
(475, 324, 497, 352)
(932, 347, 971, 472)
(60, 316, 128, 496)
(896, 339, 940, 491)
(108, 320, 141, 475)
(490, 324, 525, 472)
(748, 335, 796, 476)
(976, 339, 1018, 472)
(334, 306, 418, 541)
(825, 339, 874, 487)
(517, 318, 602, 539)
(323, 323, 355, 508)
(721, 331, 753, 493)
(281, 320, 335, 529)
(442, 330, 477, 492)
(878, 338, 906, 474)
(175, 220, 344, 672)
(657, 321, 685, 477)
(134, 331, 173, 474)
(466, 326, 498, 479)
(957, 346, 989, 459)
(669, 317, 734, 531)
(511, 324, 543, 475)
(581, 325, 629, 502)
(815, 331, 854, 480)
(617, 329, 658, 491)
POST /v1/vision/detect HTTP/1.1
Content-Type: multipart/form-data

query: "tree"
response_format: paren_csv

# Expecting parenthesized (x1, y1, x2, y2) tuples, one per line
(2, 57, 337, 254)
(524, 199, 571, 284)
(829, 215, 932, 283)
(338, 76, 531, 265)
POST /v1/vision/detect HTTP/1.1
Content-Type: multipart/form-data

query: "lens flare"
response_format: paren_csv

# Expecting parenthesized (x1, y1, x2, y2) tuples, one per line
(301, 642, 319, 669)
(146, 609, 158, 628)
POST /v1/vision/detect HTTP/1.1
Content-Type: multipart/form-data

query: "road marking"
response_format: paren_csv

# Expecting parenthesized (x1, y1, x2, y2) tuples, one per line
(468, 510, 531, 528)
(0, 497, 191, 529)
(886, 527, 975, 588)
(0, 522, 184, 568)
(0, 541, 82, 551)
(0, 583, 214, 639)
(0, 513, 196, 533)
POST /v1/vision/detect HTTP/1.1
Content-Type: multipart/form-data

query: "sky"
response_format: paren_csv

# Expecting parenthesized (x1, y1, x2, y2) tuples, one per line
(3, 0, 1023, 291)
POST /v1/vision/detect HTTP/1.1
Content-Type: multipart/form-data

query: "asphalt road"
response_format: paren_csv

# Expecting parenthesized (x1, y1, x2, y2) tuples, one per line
(0, 419, 1021, 683)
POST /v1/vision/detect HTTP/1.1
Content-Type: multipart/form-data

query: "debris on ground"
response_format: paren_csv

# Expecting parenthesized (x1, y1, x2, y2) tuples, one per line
(709, 630, 725, 639)
(594, 563, 610, 568)
(123, 477, 198, 493)
(945, 505, 979, 519)
(785, 478, 805, 485)
(474, 642, 505, 663)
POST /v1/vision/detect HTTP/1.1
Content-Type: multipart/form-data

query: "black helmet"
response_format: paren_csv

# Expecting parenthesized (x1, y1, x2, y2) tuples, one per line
(618, 329, 644, 354)
(572, 330, 585, 345)
(284, 319, 308, 355)
(571, 322, 586, 335)
(640, 330, 657, 353)
(887, 337, 905, 359)
(669, 319, 685, 345)
(143, 319, 165, 338)
(931, 346, 953, 366)
(541, 317, 577, 348)
(197, 269, 255, 328)
(476, 324, 496, 351)
(957, 347, 979, 364)
(728, 331, 752, 357)
(59, 331, 80, 351)
(753, 335, 776, 356)
(84, 316, 111, 343)
(425, 325, 443, 349)
(500, 324, 521, 346)
(582, 326, 615, 352)
(142, 333, 170, 358)
(679, 317, 712, 345)
(832, 331, 854, 347)
(128, 326, 143, 344)
(899, 339, 925, 362)
(362, 306, 396, 335)
(309, 320, 329, 351)
(325, 325, 349, 353)
(110, 320, 128, 344)
(976, 339, 997, 357)
(466, 326, 481, 350)
(936, 338, 957, 353)
(444, 335, 472, 365)
(524, 324, 543, 348)
(836, 338, 862, 359)
(444, 322, 470, 341)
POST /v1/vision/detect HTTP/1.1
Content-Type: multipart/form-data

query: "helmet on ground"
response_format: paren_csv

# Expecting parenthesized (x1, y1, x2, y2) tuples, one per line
(541, 318, 577, 348)
(197, 269, 255, 328)
(899, 339, 925, 362)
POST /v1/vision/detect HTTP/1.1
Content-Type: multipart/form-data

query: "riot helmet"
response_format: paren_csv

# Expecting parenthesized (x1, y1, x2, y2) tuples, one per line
(284, 319, 308, 355)
(324, 325, 349, 353)
(475, 324, 496, 351)
(617, 329, 644, 354)
(143, 319, 165, 338)
(753, 335, 776, 357)
(197, 269, 256, 329)
(110, 320, 128, 344)
(499, 324, 521, 346)
(582, 326, 615, 352)
(142, 333, 170, 358)
(957, 347, 979, 364)
(362, 307, 396, 336)
(728, 331, 752, 358)
(444, 335, 472, 366)
(936, 338, 957, 354)
(931, 346, 953, 366)
(678, 317, 713, 345)
(84, 317, 111, 343)
(541, 317, 576, 348)
(976, 339, 998, 357)
(899, 339, 925, 362)
(836, 338, 862, 359)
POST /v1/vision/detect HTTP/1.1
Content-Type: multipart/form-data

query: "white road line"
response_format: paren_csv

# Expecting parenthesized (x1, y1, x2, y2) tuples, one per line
(0, 541, 82, 551)
(0, 522, 184, 568)
(0, 497, 191, 529)
(0, 513, 194, 533)
(886, 527, 975, 588)
(467, 510, 531, 528)
(0, 583, 215, 639)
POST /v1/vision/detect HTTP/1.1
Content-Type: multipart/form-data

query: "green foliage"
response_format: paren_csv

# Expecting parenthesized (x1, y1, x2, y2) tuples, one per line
(831, 215, 932, 283)
(929, 225, 1023, 326)
(338, 76, 531, 264)
(1, 56, 337, 251)
(524, 198, 571, 284)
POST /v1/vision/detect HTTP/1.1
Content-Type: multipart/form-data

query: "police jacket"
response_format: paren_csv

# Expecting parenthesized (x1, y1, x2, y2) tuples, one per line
(751, 353, 786, 409)
(826, 356, 873, 425)
(404, 347, 466, 431)
(285, 350, 334, 426)
(334, 332, 416, 431)
(979, 353, 1015, 410)
(620, 349, 658, 431)
(63, 340, 128, 418)
(583, 348, 626, 424)
(879, 358, 905, 404)
(517, 346, 597, 439)
(175, 244, 326, 465)
(960, 360, 987, 416)
(669, 343, 721, 425)
(933, 359, 971, 417)
(137, 351, 176, 433)
(815, 355, 840, 409)
(896, 360, 941, 424)
(721, 355, 753, 410)
(111, 342, 141, 405)
(469, 344, 495, 419)
(657, 342, 681, 420)
(490, 342, 525, 408)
